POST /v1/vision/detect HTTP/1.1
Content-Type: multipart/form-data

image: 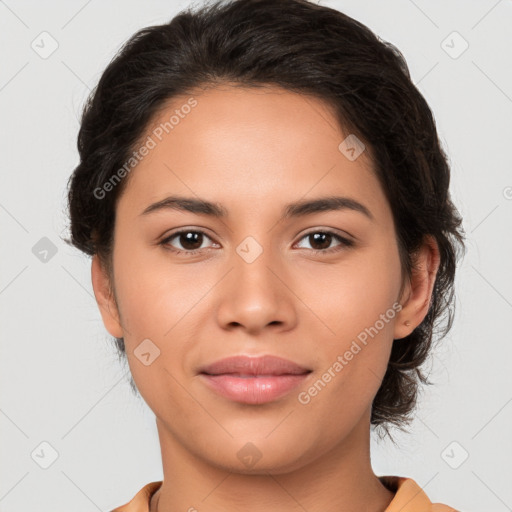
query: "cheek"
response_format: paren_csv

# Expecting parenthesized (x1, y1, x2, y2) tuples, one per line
(111, 238, 206, 337)
(306, 244, 401, 394)
(308, 245, 402, 336)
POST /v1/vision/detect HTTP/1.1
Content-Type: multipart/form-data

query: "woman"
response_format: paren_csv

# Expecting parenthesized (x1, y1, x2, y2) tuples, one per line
(65, 0, 466, 510)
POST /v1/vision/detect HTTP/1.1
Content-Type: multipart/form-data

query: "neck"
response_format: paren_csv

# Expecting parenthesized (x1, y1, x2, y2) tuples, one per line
(150, 410, 395, 512)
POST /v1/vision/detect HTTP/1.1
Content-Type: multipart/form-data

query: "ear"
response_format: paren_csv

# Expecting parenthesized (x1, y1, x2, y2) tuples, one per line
(393, 235, 441, 340)
(91, 254, 124, 338)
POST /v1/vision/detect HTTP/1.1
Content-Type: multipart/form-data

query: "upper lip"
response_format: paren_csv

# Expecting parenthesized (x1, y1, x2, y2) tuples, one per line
(199, 355, 312, 376)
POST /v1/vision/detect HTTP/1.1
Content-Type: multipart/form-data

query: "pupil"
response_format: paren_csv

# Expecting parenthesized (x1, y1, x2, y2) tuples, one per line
(311, 233, 331, 250)
(181, 232, 202, 250)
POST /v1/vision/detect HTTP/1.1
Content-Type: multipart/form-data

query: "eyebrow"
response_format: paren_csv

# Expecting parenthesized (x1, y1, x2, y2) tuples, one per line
(139, 195, 374, 222)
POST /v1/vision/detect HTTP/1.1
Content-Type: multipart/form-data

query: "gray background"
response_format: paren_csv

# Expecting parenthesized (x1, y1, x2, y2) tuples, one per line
(1, 0, 511, 511)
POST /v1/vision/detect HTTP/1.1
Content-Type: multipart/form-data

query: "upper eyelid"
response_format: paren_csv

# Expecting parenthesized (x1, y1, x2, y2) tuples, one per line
(297, 227, 353, 239)
(161, 229, 218, 248)
(161, 226, 215, 241)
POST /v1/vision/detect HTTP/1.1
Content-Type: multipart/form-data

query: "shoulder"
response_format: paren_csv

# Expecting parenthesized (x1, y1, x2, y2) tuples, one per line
(432, 505, 460, 512)
(379, 475, 460, 512)
(110, 481, 162, 512)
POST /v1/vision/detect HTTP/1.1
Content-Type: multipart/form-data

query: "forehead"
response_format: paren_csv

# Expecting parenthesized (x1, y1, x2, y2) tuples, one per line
(145, 84, 348, 159)
(117, 85, 388, 223)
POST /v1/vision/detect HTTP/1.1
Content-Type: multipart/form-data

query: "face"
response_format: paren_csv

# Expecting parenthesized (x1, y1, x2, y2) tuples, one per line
(93, 84, 418, 474)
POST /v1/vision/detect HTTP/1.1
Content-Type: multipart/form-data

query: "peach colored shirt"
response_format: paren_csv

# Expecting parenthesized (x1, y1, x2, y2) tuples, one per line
(110, 476, 459, 511)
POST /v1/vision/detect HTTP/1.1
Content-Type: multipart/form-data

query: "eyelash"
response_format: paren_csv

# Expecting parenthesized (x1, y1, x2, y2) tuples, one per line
(159, 229, 354, 256)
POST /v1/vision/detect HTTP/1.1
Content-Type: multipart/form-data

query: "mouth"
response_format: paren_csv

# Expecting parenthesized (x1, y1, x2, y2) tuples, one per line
(198, 355, 312, 404)
(199, 354, 311, 376)
(202, 373, 306, 378)
(199, 373, 312, 404)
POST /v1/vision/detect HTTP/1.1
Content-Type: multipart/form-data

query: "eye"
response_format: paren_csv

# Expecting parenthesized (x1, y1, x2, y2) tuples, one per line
(295, 230, 354, 254)
(160, 229, 217, 255)
(159, 228, 354, 256)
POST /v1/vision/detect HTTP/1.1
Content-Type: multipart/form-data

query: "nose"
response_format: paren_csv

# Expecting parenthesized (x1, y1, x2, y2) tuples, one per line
(215, 243, 298, 335)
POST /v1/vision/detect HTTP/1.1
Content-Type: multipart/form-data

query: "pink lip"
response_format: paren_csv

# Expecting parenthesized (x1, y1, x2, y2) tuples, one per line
(199, 355, 312, 405)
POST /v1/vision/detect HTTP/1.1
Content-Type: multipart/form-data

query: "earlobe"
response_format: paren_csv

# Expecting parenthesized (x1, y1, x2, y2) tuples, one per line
(393, 235, 441, 340)
(91, 254, 124, 338)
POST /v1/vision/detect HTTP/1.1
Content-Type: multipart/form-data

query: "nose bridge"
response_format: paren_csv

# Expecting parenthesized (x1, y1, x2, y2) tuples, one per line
(215, 234, 296, 332)
(232, 234, 280, 299)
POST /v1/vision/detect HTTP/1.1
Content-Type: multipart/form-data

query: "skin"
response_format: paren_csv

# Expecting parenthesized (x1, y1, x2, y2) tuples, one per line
(91, 84, 440, 512)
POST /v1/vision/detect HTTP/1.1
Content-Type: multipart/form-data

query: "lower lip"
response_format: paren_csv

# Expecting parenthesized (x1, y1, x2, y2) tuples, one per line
(200, 373, 310, 404)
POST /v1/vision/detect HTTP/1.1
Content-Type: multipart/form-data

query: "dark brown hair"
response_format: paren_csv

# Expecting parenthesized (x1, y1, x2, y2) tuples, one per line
(64, 0, 466, 440)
